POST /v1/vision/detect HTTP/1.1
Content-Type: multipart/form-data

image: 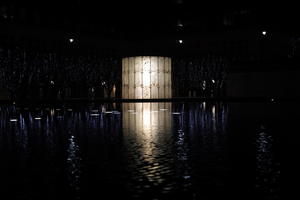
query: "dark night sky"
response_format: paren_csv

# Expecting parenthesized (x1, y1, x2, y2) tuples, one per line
(1, 0, 297, 39)
(0, 0, 298, 57)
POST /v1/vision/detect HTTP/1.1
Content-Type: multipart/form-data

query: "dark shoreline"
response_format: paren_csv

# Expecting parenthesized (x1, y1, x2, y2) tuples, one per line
(0, 97, 299, 106)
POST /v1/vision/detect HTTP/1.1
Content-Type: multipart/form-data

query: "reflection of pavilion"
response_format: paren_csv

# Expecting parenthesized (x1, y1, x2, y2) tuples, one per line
(122, 102, 171, 162)
(122, 102, 172, 191)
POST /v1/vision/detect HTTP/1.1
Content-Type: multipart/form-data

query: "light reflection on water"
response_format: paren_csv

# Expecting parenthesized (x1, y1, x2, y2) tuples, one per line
(122, 103, 173, 197)
(67, 134, 81, 199)
(0, 102, 280, 199)
(256, 127, 280, 199)
(121, 102, 229, 199)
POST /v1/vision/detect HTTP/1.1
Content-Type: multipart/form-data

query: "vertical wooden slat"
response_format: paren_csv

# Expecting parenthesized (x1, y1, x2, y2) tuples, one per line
(128, 57, 135, 98)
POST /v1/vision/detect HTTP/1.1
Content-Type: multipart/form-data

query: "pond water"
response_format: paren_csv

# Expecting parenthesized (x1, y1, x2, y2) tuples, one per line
(0, 102, 281, 200)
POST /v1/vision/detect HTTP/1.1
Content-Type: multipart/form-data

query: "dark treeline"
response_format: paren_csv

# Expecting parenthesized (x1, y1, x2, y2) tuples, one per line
(0, 46, 121, 101)
(0, 46, 228, 101)
(172, 55, 227, 98)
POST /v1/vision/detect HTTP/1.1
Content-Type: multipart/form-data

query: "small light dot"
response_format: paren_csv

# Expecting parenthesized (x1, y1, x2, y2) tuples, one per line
(262, 31, 267, 36)
(69, 38, 74, 43)
(178, 39, 183, 44)
(212, 79, 215, 83)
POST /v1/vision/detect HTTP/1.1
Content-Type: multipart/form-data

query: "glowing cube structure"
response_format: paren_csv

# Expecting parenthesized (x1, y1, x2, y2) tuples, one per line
(122, 56, 171, 99)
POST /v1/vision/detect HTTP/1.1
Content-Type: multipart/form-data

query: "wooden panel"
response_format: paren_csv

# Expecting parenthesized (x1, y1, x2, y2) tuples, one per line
(169, 59, 172, 98)
(128, 57, 135, 98)
(150, 56, 158, 98)
(164, 58, 169, 98)
(122, 58, 125, 98)
(143, 56, 151, 99)
(123, 58, 129, 99)
(135, 57, 143, 99)
(158, 57, 165, 98)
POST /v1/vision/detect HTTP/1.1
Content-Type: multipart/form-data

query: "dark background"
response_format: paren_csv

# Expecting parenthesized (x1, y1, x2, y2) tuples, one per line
(0, 0, 299, 99)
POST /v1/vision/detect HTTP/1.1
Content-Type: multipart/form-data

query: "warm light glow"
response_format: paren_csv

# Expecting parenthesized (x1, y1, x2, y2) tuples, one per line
(143, 108, 151, 131)
(122, 56, 172, 99)
(50, 109, 55, 116)
(122, 103, 171, 181)
(122, 102, 171, 161)
(202, 102, 206, 110)
(212, 105, 216, 118)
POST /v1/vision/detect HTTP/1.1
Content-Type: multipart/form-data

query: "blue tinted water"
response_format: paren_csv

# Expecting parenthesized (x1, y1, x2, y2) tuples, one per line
(0, 102, 280, 200)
